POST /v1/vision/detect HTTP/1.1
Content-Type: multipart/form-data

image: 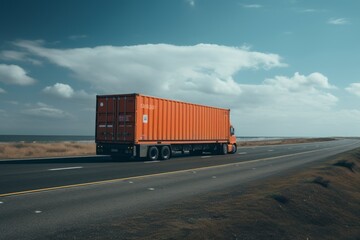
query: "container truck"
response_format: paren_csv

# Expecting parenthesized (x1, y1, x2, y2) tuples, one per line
(96, 93, 237, 160)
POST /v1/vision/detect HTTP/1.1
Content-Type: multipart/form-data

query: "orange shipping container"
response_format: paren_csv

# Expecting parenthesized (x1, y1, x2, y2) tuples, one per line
(96, 93, 237, 160)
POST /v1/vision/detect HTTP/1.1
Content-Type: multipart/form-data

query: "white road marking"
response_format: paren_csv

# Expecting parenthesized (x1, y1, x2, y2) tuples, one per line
(35, 210, 42, 214)
(212, 176, 217, 179)
(128, 181, 134, 184)
(192, 171, 197, 174)
(252, 167, 256, 170)
(0, 201, 3, 204)
(268, 150, 274, 152)
(238, 152, 247, 155)
(148, 188, 155, 191)
(201, 156, 212, 159)
(48, 166, 83, 171)
(144, 161, 160, 163)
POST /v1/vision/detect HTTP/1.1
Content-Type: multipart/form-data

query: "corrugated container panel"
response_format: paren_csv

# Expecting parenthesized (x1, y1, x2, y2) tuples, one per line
(96, 94, 230, 144)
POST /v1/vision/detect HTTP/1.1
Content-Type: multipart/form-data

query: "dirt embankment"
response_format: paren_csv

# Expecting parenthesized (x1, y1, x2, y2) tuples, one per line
(80, 147, 360, 240)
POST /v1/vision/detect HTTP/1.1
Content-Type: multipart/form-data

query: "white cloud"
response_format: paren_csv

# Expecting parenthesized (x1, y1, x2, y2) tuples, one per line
(0, 88, 5, 93)
(15, 41, 285, 99)
(186, 0, 195, 6)
(236, 72, 338, 112)
(0, 50, 42, 65)
(1, 50, 24, 60)
(346, 83, 360, 97)
(327, 18, 349, 25)
(21, 102, 70, 119)
(43, 83, 92, 99)
(302, 9, 316, 12)
(225, 72, 340, 136)
(43, 83, 75, 98)
(0, 64, 36, 85)
(299, 8, 326, 13)
(14, 40, 352, 136)
(242, 4, 263, 8)
(264, 72, 335, 91)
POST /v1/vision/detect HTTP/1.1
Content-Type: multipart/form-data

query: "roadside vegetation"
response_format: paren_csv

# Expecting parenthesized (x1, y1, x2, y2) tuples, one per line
(70, 147, 360, 240)
(0, 142, 96, 159)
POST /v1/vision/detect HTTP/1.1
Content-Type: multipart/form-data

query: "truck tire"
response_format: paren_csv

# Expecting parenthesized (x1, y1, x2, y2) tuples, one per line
(230, 144, 237, 154)
(160, 146, 171, 160)
(221, 144, 228, 155)
(147, 146, 159, 160)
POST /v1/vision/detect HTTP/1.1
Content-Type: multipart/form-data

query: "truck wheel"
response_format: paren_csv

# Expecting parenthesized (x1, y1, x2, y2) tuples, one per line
(231, 144, 237, 154)
(160, 146, 171, 160)
(147, 146, 159, 160)
(221, 144, 228, 155)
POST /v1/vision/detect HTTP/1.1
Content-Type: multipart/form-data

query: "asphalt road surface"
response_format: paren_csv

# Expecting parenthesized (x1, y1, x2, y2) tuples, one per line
(0, 138, 359, 239)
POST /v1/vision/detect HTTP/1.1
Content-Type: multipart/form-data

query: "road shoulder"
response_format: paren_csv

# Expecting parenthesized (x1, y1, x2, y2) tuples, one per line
(50, 147, 360, 240)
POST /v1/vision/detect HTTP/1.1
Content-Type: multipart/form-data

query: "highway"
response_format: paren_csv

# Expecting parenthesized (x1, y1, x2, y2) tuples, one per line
(0, 138, 359, 239)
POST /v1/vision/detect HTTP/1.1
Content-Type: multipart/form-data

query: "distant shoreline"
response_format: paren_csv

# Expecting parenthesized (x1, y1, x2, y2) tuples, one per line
(0, 135, 95, 143)
(0, 137, 336, 160)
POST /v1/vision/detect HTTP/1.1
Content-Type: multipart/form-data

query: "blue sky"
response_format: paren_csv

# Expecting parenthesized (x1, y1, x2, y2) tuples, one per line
(0, 0, 360, 136)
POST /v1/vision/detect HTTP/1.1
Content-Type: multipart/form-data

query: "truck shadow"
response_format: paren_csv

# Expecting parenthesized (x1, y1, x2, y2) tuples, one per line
(0, 155, 144, 164)
(0, 152, 214, 165)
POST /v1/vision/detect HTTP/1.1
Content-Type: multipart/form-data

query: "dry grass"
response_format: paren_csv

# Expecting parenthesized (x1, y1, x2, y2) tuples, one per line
(0, 142, 96, 159)
(65, 147, 360, 240)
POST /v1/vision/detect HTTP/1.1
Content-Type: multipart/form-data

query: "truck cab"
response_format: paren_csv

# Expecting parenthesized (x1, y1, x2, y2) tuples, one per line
(228, 125, 237, 153)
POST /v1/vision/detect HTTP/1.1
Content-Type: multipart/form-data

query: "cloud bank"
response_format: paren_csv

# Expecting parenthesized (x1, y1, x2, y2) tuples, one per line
(0, 50, 42, 65)
(346, 83, 360, 97)
(0, 64, 36, 85)
(15, 41, 284, 100)
(7, 40, 351, 136)
(13, 40, 336, 111)
(21, 102, 70, 119)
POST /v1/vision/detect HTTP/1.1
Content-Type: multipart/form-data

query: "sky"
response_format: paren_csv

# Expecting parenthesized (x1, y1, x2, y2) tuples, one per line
(0, 0, 359, 137)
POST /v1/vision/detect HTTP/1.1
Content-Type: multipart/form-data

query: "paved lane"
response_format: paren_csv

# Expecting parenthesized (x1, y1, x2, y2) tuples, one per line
(0, 139, 359, 239)
(0, 139, 357, 195)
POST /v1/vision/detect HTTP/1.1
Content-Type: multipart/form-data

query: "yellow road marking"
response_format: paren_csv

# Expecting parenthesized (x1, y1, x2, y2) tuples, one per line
(0, 142, 358, 198)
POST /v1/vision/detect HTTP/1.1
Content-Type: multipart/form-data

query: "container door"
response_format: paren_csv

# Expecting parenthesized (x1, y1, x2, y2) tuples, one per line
(117, 96, 136, 142)
(96, 96, 135, 142)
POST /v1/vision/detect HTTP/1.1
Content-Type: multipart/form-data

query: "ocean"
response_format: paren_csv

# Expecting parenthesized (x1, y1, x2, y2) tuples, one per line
(0, 135, 95, 143)
(237, 136, 296, 142)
